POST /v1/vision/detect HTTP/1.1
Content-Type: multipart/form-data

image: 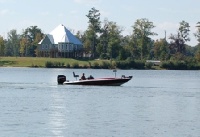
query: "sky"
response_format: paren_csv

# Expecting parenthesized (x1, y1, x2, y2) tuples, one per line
(0, 0, 199, 46)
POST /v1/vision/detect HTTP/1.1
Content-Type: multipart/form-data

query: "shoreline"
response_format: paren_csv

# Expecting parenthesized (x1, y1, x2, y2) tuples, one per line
(1, 57, 200, 70)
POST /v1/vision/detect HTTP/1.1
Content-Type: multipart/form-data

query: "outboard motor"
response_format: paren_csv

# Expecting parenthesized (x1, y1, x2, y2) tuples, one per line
(57, 75, 66, 84)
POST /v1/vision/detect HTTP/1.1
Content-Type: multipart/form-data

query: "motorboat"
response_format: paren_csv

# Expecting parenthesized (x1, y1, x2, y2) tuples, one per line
(57, 71, 132, 86)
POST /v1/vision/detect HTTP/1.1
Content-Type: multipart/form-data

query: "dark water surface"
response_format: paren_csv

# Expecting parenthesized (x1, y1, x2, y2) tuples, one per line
(0, 68, 200, 137)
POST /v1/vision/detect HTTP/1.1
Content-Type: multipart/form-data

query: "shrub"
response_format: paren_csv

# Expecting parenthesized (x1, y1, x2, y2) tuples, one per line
(45, 61, 65, 68)
(145, 62, 153, 69)
(66, 63, 70, 68)
(92, 62, 100, 69)
(100, 61, 111, 69)
(133, 60, 145, 69)
(71, 62, 79, 68)
(45, 61, 53, 68)
(115, 60, 145, 69)
(160, 61, 200, 70)
(82, 63, 88, 68)
(115, 61, 128, 69)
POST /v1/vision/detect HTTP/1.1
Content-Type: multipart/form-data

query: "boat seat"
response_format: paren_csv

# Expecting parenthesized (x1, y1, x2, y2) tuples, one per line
(73, 72, 79, 80)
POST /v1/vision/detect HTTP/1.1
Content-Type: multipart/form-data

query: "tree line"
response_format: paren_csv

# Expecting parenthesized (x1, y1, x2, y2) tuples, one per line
(0, 7, 200, 69)
(81, 8, 200, 61)
(0, 26, 43, 57)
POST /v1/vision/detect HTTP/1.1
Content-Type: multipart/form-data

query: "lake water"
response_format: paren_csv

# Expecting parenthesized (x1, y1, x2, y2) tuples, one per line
(0, 68, 200, 137)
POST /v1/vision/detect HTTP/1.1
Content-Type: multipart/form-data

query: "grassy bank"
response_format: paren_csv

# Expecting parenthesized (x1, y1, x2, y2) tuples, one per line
(2, 57, 199, 70)
(0, 57, 147, 69)
(0, 57, 111, 68)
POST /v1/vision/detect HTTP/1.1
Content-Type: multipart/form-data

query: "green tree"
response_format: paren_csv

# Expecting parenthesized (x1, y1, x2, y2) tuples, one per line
(34, 33, 43, 56)
(82, 30, 93, 57)
(22, 26, 43, 56)
(194, 22, 200, 44)
(107, 21, 123, 59)
(86, 7, 101, 58)
(169, 20, 190, 56)
(132, 18, 157, 60)
(83, 38, 92, 56)
(194, 22, 200, 62)
(128, 34, 140, 59)
(23, 26, 43, 43)
(19, 38, 29, 57)
(153, 39, 169, 60)
(5, 29, 20, 56)
(97, 19, 109, 58)
(0, 36, 5, 56)
(118, 35, 132, 60)
(196, 49, 200, 62)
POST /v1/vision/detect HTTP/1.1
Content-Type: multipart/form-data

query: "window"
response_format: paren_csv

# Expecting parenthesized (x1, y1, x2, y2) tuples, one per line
(65, 44, 67, 50)
(69, 44, 72, 51)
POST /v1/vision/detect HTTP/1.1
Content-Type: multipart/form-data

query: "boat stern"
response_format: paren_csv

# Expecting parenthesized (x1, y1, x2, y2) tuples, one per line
(57, 75, 66, 84)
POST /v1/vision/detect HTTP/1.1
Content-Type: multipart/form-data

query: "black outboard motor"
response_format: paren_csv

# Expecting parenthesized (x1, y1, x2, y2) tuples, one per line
(57, 75, 66, 84)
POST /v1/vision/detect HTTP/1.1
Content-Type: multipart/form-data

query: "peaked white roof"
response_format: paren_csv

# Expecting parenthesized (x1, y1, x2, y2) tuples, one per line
(39, 24, 82, 45)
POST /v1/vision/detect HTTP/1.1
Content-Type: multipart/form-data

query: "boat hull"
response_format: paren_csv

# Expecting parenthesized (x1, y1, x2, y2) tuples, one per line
(63, 77, 132, 86)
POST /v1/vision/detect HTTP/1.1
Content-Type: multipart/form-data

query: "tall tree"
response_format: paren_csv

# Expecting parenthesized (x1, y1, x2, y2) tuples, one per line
(121, 35, 137, 59)
(98, 19, 123, 59)
(23, 26, 43, 43)
(107, 21, 123, 59)
(194, 22, 200, 44)
(34, 33, 43, 56)
(169, 20, 190, 55)
(128, 33, 140, 59)
(5, 29, 20, 56)
(153, 39, 169, 60)
(132, 18, 157, 60)
(195, 50, 200, 62)
(82, 30, 93, 57)
(98, 19, 109, 58)
(19, 38, 29, 57)
(194, 22, 200, 62)
(0, 36, 5, 56)
(86, 7, 101, 58)
(21, 26, 43, 57)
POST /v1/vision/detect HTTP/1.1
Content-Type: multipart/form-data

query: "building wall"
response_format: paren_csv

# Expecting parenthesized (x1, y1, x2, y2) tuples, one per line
(57, 43, 83, 52)
(57, 43, 83, 58)
(38, 38, 83, 58)
(38, 36, 52, 51)
(38, 32, 83, 58)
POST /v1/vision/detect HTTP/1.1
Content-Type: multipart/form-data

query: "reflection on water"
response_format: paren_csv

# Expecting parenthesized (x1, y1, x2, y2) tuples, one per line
(0, 68, 200, 137)
(49, 92, 66, 137)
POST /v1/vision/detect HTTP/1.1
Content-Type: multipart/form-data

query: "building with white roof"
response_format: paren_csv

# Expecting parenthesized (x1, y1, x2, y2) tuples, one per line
(38, 24, 83, 58)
